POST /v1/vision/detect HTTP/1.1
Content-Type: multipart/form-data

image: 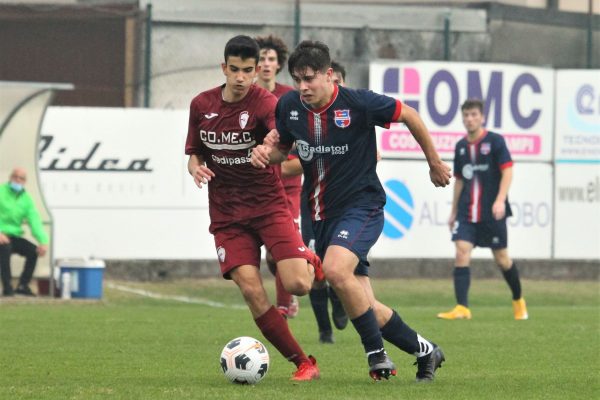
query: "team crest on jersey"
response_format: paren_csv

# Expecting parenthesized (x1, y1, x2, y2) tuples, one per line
(217, 246, 226, 262)
(334, 109, 351, 128)
(481, 142, 491, 155)
(239, 111, 249, 129)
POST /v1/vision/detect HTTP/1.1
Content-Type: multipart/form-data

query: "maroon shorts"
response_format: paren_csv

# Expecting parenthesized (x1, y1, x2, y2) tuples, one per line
(213, 207, 310, 279)
(285, 190, 301, 231)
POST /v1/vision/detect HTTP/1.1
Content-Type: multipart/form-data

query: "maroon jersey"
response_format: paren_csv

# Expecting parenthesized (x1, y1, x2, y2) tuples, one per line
(270, 83, 302, 203)
(272, 82, 294, 99)
(185, 84, 288, 231)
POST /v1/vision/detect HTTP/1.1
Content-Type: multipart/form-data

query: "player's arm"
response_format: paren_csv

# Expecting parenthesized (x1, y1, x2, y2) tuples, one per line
(282, 157, 303, 178)
(188, 154, 215, 189)
(251, 142, 289, 168)
(492, 166, 513, 220)
(397, 103, 451, 187)
(251, 128, 291, 168)
(449, 177, 464, 231)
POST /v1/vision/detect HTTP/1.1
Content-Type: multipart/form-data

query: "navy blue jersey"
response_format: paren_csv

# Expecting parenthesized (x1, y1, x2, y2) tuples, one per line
(276, 85, 401, 221)
(453, 130, 513, 223)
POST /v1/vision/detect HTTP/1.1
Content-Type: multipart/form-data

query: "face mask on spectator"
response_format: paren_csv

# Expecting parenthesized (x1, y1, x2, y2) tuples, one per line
(9, 181, 23, 192)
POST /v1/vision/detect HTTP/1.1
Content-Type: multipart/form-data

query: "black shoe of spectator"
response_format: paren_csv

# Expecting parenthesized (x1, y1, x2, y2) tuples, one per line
(2, 287, 14, 297)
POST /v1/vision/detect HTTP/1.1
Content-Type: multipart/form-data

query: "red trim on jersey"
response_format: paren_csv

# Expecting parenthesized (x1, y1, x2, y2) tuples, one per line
(467, 129, 488, 144)
(383, 99, 403, 129)
(307, 112, 318, 221)
(468, 175, 475, 222)
(475, 176, 482, 222)
(317, 111, 329, 219)
(467, 143, 481, 222)
(500, 161, 514, 170)
(307, 84, 339, 114)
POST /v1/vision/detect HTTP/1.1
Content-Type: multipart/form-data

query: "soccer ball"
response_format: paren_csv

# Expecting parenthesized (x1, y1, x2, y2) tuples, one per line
(220, 336, 269, 385)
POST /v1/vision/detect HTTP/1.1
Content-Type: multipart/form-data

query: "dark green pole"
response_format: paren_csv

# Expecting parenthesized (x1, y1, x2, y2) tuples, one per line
(144, 3, 152, 108)
(294, 0, 301, 46)
(587, 0, 593, 68)
(444, 10, 450, 61)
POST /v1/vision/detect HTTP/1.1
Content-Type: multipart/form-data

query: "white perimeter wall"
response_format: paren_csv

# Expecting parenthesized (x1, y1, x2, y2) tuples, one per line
(37, 64, 599, 260)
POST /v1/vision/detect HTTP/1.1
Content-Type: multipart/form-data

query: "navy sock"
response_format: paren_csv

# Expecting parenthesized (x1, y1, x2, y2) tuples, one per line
(309, 286, 332, 333)
(502, 262, 522, 300)
(380, 310, 419, 355)
(351, 308, 384, 354)
(454, 267, 470, 307)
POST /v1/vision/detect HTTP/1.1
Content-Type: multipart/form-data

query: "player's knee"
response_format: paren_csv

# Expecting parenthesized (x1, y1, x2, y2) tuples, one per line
(237, 282, 263, 303)
(455, 249, 471, 265)
(283, 278, 310, 296)
(323, 268, 346, 289)
(495, 258, 512, 271)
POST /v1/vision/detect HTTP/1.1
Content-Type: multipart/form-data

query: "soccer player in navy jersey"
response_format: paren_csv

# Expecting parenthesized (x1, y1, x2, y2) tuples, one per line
(297, 60, 350, 344)
(255, 34, 301, 319)
(185, 35, 322, 381)
(438, 98, 528, 321)
(251, 40, 451, 382)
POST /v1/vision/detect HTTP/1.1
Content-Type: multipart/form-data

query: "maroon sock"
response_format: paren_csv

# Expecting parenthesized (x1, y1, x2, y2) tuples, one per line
(275, 271, 292, 309)
(255, 306, 308, 367)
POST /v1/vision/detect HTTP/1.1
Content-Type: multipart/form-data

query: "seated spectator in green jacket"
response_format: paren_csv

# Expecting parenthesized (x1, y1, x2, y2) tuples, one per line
(0, 167, 48, 296)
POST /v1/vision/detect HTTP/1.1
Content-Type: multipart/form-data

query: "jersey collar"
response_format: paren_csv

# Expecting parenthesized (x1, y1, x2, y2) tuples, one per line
(467, 128, 488, 144)
(300, 84, 339, 115)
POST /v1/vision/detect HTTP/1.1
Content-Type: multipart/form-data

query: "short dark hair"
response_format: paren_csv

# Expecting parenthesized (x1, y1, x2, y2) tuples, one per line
(224, 35, 260, 64)
(461, 98, 485, 113)
(331, 60, 346, 81)
(288, 40, 331, 76)
(255, 34, 289, 74)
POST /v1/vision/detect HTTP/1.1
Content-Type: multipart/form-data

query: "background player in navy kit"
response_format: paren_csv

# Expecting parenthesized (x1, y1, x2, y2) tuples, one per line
(252, 40, 451, 382)
(438, 98, 528, 321)
(185, 35, 322, 381)
(255, 34, 301, 319)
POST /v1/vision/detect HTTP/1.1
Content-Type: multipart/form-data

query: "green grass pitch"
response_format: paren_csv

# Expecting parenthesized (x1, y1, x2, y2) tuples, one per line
(1, 278, 598, 399)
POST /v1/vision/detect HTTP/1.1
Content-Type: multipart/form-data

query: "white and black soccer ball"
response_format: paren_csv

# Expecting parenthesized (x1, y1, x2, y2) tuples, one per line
(220, 336, 269, 385)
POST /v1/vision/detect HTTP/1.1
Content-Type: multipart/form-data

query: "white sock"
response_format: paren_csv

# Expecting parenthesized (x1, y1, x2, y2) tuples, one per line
(415, 334, 434, 358)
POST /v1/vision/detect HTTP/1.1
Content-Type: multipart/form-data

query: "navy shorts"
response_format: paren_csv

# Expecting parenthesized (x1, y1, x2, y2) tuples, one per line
(312, 206, 384, 277)
(451, 218, 508, 249)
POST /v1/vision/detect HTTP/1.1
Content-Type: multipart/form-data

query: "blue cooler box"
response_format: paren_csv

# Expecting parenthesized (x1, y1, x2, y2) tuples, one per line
(57, 258, 105, 299)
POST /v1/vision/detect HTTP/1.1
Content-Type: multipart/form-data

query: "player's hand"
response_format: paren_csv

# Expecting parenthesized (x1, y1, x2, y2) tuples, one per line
(0, 233, 10, 245)
(191, 164, 215, 189)
(429, 159, 452, 187)
(448, 212, 457, 232)
(263, 129, 280, 147)
(251, 144, 272, 169)
(492, 200, 506, 220)
(37, 244, 48, 257)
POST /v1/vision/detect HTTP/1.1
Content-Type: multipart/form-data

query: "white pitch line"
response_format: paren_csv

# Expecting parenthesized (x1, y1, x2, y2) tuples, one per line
(106, 282, 247, 310)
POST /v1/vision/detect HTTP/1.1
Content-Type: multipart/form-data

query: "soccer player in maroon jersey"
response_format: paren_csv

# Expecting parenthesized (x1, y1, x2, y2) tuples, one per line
(252, 40, 451, 382)
(255, 34, 301, 319)
(185, 35, 322, 381)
